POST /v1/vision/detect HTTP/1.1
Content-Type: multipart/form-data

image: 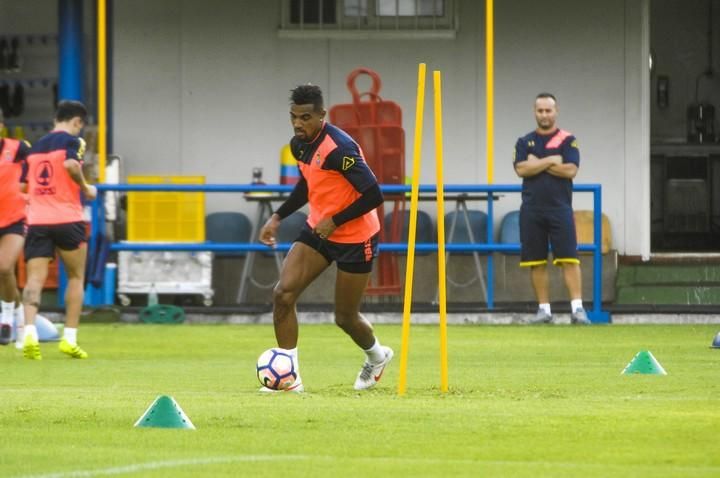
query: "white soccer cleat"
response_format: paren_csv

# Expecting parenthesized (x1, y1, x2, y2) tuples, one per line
(354, 346, 394, 390)
(258, 376, 304, 393)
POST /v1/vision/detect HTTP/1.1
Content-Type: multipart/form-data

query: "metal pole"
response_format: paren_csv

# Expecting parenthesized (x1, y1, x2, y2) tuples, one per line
(58, 0, 84, 101)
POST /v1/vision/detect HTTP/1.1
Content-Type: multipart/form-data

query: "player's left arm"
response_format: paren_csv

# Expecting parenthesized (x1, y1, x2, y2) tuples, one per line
(547, 136, 580, 179)
(314, 149, 383, 237)
(63, 137, 97, 199)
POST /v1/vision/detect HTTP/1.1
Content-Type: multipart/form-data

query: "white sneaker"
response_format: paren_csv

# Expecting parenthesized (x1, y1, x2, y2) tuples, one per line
(13, 307, 24, 349)
(571, 308, 591, 325)
(354, 346, 394, 390)
(529, 309, 554, 324)
(258, 376, 304, 393)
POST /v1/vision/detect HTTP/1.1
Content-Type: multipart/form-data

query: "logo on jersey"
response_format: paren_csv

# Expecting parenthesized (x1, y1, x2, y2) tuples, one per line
(342, 156, 355, 171)
(570, 140, 578, 149)
(35, 160, 56, 195)
(36, 161, 53, 186)
(315, 153, 321, 165)
(527, 140, 535, 148)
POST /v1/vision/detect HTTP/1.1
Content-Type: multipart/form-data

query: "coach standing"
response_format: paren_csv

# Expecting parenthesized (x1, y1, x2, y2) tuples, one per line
(513, 93, 590, 325)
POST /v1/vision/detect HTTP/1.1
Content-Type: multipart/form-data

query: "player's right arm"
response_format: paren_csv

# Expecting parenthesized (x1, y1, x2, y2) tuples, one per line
(63, 137, 96, 199)
(260, 172, 308, 247)
(514, 138, 560, 178)
(515, 156, 560, 177)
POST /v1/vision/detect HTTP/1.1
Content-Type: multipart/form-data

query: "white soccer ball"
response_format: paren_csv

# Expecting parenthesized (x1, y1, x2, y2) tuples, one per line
(256, 348, 298, 390)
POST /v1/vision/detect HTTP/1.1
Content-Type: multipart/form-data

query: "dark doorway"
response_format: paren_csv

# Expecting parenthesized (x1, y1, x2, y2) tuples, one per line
(650, 0, 720, 251)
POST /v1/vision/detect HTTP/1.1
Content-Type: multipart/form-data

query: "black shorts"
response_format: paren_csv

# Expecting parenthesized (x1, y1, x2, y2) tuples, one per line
(25, 222, 87, 261)
(519, 206, 578, 266)
(0, 218, 26, 238)
(295, 224, 378, 273)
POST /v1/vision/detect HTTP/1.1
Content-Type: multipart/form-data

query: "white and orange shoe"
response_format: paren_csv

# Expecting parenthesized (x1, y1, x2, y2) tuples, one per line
(354, 346, 393, 390)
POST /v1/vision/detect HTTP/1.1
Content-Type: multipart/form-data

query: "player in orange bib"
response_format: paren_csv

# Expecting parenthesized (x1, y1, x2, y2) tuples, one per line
(21, 100, 97, 360)
(0, 107, 31, 347)
(258, 85, 393, 392)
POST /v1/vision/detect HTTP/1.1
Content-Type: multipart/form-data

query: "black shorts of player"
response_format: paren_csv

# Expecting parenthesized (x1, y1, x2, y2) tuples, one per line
(519, 206, 578, 264)
(295, 223, 378, 274)
(24, 221, 87, 261)
(0, 218, 26, 238)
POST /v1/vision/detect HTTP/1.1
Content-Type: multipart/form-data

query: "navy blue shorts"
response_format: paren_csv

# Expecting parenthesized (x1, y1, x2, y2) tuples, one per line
(519, 207, 578, 266)
(25, 222, 87, 260)
(295, 224, 378, 274)
(0, 218, 26, 238)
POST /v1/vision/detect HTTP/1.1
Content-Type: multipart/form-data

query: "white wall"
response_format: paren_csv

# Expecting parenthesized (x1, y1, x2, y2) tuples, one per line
(0, 0, 647, 254)
(494, 0, 629, 243)
(111, 0, 647, 254)
(111, 0, 491, 216)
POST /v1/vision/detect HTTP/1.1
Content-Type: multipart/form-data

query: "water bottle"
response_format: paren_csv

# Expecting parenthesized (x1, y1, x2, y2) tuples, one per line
(247, 167, 269, 197)
(252, 167, 264, 185)
(148, 283, 159, 307)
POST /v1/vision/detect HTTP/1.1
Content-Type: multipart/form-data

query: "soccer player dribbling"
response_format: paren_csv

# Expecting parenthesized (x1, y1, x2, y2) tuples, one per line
(0, 107, 31, 348)
(21, 100, 97, 360)
(257, 84, 393, 392)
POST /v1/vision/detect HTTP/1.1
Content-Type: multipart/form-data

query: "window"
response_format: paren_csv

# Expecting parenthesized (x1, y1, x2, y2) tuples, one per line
(279, 0, 457, 39)
(290, 0, 337, 25)
(373, 0, 444, 17)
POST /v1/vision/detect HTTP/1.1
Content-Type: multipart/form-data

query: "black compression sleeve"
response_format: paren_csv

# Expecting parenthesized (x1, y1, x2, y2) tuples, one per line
(275, 178, 309, 219)
(331, 183, 383, 226)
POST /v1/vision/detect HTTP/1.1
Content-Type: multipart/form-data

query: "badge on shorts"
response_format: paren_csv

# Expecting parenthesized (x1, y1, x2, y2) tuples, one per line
(342, 156, 355, 171)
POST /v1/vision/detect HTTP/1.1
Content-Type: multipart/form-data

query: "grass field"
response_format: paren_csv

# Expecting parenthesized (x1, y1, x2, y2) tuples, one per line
(1, 323, 718, 477)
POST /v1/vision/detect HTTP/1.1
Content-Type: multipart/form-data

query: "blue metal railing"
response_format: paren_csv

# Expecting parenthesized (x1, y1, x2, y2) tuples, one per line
(90, 183, 610, 323)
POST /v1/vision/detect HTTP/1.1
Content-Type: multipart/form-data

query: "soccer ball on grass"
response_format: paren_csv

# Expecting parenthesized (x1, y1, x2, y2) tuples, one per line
(256, 348, 298, 390)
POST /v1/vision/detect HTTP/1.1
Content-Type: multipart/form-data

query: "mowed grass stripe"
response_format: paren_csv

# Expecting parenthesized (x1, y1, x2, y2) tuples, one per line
(1, 323, 718, 478)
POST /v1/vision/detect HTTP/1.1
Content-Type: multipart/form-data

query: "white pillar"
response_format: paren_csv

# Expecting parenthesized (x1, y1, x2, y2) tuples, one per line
(624, 0, 651, 259)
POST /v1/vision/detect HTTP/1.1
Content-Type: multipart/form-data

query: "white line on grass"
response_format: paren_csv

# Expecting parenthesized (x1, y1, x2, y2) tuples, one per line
(16, 455, 720, 478)
(15, 456, 303, 478)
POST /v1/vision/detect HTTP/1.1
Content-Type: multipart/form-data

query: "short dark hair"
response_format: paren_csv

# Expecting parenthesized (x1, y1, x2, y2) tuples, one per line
(55, 100, 88, 123)
(536, 92, 557, 103)
(290, 84, 324, 111)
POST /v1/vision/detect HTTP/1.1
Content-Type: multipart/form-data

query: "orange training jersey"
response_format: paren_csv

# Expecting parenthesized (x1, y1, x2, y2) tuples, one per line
(291, 123, 380, 243)
(26, 131, 87, 225)
(0, 138, 31, 227)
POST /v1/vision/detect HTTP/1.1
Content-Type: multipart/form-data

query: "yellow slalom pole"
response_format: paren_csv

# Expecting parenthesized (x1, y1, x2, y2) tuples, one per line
(486, 0, 494, 184)
(433, 70, 449, 393)
(97, 0, 107, 183)
(397, 63, 426, 396)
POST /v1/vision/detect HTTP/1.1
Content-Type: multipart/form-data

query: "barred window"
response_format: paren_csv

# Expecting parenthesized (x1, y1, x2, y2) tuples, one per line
(280, 0, 457, 39)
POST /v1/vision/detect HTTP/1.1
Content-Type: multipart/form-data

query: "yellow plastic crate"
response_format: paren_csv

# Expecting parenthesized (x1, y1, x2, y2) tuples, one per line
(127, 175, 206, 242)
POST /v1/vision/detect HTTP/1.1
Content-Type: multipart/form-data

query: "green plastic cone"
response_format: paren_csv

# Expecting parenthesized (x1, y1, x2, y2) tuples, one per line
(710, 332, 720, 349)
(621, 350, 667, 375)
(134, 395, 196, 429)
